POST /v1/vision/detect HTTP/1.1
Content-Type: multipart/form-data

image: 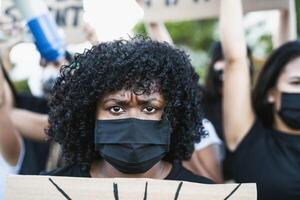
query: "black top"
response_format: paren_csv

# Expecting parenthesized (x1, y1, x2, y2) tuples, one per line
(226, 120, 300, 200)
(41, 161, 214, 184)
(203, 97, 223, 141)
(202, 97, 236, 180)
(16, 93, 50, 175)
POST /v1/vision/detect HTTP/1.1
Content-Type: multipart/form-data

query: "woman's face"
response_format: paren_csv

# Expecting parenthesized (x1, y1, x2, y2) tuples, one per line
(268, 57, 300, 131)
(94, 90, 171, 176)
(96, 89, 165, 120)
(268, 57, 300, 107)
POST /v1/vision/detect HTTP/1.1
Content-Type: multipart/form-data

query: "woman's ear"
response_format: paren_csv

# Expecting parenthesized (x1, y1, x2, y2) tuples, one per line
(267, 88, 276, 104)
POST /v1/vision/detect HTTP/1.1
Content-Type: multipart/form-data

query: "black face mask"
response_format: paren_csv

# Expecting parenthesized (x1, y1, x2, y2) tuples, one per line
(278, 92, 300, 130)
(213, 69, 224, 89)
(94, 118, 171, 174)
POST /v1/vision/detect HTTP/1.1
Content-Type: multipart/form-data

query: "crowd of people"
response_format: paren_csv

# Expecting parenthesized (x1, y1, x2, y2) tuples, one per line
(0, 0, 299, 200)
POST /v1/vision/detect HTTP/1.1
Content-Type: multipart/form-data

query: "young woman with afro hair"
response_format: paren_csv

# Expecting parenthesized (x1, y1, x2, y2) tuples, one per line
(42, 36, 214, 184)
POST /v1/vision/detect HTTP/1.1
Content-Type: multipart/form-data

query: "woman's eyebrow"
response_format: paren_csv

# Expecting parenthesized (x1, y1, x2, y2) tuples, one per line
(137, 98, 164, 104)
(102, 98, 130, 104)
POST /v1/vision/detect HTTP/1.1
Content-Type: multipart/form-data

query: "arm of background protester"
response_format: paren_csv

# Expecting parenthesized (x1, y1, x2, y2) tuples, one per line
(220, 0, 255, 151)
(10, 109, 48, 141)
(145, 22, 173, 44)
(0, 69, 22, 166)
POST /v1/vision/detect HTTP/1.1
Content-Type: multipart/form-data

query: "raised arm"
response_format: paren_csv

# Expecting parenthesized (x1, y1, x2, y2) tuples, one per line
(10, 109, 48, 141)
(145, 22, 173, 44)
(220, 0, 255, 151)
(136, 0, 173, 44)
(0, 68, 22, 166)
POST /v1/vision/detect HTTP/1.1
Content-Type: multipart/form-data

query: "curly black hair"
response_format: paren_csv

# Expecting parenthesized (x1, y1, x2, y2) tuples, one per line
(47, 36, 204, 164)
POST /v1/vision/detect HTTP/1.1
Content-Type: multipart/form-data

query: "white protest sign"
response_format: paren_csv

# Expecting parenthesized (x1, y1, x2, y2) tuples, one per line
(6, 175, 257, 200)
(142, 0, 290, 22)
(0, 0, 85, 44)
(141, 0, 297, 43)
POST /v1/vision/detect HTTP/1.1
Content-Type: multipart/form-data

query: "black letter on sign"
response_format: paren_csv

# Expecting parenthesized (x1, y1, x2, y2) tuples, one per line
(65, 6, 83, 27)
(56, 9, 66, 26)
(165, 0, 178, 6)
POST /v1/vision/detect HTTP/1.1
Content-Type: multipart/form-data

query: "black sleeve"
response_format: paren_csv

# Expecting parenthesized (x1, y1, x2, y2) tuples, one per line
(19, 139, 50, 175)
(14, 93, 51, 175)
(16, 93, 49, 114)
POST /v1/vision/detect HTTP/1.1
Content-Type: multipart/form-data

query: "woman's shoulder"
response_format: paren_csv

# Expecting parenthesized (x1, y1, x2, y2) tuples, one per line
(40, 162, 90, 177)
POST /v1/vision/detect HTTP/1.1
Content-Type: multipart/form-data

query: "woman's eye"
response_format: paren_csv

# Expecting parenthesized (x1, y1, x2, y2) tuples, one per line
(290, 81, 300, 85)
(143, 106, 156, 113)
(109, 106, 124, 113)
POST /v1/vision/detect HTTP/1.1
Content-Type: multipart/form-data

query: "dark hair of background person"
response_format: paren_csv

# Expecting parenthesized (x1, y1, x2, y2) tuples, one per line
(252, 40, 300, 128)
(203, 41, 254, 100)
(47, 36, 206, 165)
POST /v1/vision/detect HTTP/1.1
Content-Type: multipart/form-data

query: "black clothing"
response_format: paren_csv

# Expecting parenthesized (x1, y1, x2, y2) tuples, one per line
(16, 93, 50, 175)
(41, 161, 214, 184)
(203, 97, 223, 141)
(226, 120, 300, 200)
(16, 93, 49, 114)
(202, 97, 234, 180)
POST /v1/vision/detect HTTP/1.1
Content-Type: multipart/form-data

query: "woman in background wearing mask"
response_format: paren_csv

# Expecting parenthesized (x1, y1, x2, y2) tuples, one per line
(42, 37, 214, 183)
(221, 0, 300, 199)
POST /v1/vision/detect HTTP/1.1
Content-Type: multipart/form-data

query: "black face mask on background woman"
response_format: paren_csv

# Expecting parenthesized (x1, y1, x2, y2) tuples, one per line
(278, 92, 300, 130)
(94, 118, 171, 174)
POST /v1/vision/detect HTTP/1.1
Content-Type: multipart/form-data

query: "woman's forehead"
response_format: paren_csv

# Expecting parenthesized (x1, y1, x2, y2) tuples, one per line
(275, 57, 300, 90)
(283, 57, 300, 76)
(101, 89, 164, 102)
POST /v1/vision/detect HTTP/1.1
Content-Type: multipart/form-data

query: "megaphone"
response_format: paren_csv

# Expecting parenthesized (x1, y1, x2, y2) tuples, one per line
(13, 0, 65, 62)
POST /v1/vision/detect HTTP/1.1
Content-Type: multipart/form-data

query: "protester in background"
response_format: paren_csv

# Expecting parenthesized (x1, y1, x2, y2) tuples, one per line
(220, 0, 300, 199)
(202, 41, 254, 141)
(0, 59, 67, 200)
(0, 62, 23, 200)
(28, 51, 73, 99)
(0, 63, 50, 174)
(202, 41, 254, 181)
(0, 61, 49, 200)
(182, 118, 223, 183)
(42, 37, 214, 184)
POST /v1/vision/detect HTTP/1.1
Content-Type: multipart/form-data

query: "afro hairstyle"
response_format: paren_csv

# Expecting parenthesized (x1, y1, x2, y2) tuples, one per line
(47, 36, 205, 164)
